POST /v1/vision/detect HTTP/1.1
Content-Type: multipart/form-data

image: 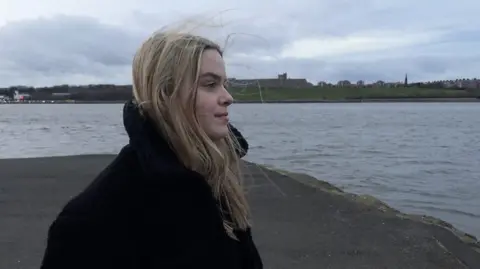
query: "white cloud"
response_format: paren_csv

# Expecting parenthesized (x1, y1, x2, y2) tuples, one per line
(280, 30, 444, 59)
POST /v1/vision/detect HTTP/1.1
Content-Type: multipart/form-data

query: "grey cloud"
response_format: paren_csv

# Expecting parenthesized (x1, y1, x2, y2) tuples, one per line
(0, 1, 479, 87)
(0, 15, 143, 86)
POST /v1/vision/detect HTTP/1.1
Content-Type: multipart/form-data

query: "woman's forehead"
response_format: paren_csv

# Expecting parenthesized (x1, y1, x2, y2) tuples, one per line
(199, 49, 226, 79)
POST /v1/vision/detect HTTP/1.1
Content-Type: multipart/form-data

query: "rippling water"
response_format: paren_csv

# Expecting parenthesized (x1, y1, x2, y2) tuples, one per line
(1, 103, 479, 238)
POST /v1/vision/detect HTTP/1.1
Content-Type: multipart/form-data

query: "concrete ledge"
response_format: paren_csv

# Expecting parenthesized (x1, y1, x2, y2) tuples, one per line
(244, 162, 480, 268)
(1, 155, 479, 269)
(260, 163, 480, 252)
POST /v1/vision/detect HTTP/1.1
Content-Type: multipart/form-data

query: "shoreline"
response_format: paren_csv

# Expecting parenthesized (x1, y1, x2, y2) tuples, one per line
(1, 155, 479, 268)
(1, 97, 479, 104)
(260, 163, 480, 243)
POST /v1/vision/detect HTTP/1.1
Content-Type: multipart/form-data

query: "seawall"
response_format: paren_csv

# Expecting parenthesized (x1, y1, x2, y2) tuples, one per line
(0, 155, 479, 269)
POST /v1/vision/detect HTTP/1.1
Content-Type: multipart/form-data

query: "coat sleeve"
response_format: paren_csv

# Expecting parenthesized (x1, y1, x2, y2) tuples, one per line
(40, 215, 132, 269)
(228, 123, 249, 158)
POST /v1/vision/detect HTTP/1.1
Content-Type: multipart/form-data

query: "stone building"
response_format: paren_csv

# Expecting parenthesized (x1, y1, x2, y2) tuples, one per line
(336, 80, 352, 87)
(228, 73, 313, 88)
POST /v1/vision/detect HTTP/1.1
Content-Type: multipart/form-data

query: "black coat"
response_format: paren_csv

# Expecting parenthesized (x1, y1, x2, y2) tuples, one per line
(40, 101, 263, 269)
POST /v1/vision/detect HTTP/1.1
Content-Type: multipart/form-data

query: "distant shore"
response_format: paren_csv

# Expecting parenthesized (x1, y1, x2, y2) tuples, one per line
(235, 97, 480, 103)
(2, 85, 479, 104)
(2, 97, 480, 105)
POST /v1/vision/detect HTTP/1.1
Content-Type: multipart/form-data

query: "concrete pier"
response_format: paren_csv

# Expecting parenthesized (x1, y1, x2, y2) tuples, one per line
(1, 155, 479, 269)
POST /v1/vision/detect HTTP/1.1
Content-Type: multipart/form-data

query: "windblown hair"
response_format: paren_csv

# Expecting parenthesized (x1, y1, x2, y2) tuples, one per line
(131, 28, 250, 238)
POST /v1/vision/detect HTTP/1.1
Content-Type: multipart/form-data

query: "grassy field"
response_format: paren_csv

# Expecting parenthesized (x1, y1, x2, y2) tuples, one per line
(230, 87, 479, 102)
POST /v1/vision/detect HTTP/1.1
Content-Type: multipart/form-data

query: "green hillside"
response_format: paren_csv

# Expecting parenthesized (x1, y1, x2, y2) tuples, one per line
(230, 87, 478, 101)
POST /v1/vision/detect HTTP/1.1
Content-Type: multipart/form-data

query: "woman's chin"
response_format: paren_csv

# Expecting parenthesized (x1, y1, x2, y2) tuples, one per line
(207, 127, 230, 142)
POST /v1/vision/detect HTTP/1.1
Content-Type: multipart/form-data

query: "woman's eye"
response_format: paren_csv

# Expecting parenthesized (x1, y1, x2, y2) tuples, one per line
(206, 83, 217, 88)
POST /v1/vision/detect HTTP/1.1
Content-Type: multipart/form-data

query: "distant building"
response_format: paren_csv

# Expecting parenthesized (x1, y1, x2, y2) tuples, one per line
(337, 80, 351, 87)
(229, 73, 313, 88)
(454, 79, 480, 89)
(373, 80, 385, 87)
(13, 90, 31, 101)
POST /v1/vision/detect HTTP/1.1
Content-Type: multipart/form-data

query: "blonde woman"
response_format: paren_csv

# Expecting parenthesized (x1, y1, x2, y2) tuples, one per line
(40, 30, 263, 269)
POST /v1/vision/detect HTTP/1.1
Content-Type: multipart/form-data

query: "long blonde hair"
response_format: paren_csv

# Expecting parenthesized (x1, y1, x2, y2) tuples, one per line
(131, 28, 250, 237)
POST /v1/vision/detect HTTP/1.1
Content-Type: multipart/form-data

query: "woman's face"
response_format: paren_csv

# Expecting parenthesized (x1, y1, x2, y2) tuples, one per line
(195, 49, 233, 141)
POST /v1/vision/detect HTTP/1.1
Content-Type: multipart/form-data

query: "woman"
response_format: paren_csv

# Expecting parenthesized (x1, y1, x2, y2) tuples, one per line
(40, 29, 263, 269)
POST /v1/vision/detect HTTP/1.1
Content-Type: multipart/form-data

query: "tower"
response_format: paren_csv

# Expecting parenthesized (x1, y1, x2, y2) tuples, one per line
(404, 73, 408, 87)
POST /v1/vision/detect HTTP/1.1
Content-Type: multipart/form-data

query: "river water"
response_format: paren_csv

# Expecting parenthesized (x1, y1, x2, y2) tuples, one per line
(1, 103, 479, 238)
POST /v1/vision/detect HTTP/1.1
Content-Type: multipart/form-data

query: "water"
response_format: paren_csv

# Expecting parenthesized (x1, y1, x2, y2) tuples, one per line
(1, 103, 479, 238)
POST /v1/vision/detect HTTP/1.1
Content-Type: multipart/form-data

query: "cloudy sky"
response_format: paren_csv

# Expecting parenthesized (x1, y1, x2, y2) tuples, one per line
(0, 0, 478, 87)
